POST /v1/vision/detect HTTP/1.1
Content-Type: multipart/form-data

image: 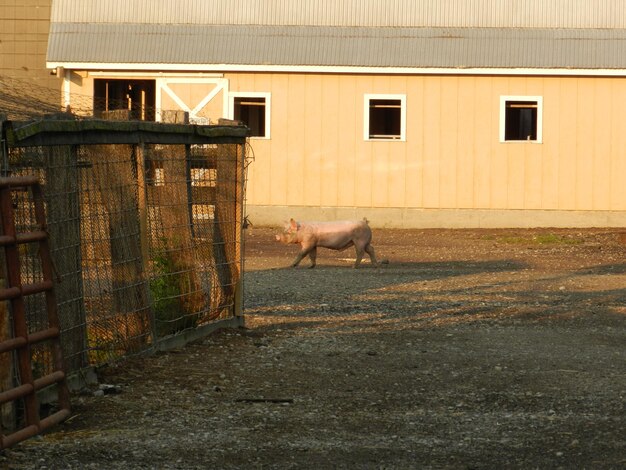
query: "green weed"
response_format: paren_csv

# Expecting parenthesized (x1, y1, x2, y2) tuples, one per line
(149, 248, 201, 337)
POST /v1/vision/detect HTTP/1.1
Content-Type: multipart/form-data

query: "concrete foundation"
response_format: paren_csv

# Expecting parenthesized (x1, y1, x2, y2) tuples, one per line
(247, 206, 626, 229)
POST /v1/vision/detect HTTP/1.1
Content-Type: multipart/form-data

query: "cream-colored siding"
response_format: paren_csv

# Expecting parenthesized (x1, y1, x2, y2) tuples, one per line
(224, 73, 626, 219)
(63, 71, 626, 227)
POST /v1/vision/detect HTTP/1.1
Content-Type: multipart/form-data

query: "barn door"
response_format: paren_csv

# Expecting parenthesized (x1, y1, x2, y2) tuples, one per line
(156, 78, 229, 124)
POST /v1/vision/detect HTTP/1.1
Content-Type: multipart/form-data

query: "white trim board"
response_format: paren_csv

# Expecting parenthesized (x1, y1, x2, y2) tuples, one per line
(48, 63, 626, 77)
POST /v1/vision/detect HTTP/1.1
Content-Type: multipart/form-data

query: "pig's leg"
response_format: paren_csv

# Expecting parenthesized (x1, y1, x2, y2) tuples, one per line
(307, 247, 317, 268)
(291, 250, 308, 267)
(365, 244, 378, 266)
(292, 245, 315, 268)
(353, 246, 365, 268)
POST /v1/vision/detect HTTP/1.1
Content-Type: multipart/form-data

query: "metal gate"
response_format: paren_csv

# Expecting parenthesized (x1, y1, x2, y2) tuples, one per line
(0, 176, 71, 450)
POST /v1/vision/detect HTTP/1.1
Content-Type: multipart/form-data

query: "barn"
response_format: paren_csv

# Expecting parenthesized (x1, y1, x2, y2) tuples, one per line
(46, 0, 626, 228)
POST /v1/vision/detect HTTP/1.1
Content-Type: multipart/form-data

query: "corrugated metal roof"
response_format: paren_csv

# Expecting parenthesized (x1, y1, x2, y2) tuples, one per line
(47, 23, 626, 70)
(50, 0, 626, 29)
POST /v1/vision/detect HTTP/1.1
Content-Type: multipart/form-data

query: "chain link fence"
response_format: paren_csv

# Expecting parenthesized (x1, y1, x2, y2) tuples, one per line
(0, 76, 250, 382)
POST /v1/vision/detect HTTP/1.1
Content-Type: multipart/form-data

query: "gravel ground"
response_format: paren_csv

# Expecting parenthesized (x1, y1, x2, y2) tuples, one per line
(2, 226, 626, 469)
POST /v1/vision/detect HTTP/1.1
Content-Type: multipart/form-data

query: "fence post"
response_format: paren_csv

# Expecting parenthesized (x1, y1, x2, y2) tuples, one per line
(44, 144, 88, 371)
(0, 116, 7, 176)
(135, 144, 150, 278)
(134, 143, 154, 339)
(213, 144, 240, 315)
(234, 142, 245, 318)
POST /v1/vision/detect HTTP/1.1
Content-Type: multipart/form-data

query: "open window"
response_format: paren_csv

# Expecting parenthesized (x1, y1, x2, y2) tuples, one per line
(500, 96, 543, 143)
(229, 92, 271, 138)
(364, 94, 406, 141)
(94, 79, 156, 121)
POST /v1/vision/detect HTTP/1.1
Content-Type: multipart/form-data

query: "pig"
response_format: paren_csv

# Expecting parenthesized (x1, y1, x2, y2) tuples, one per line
(275, 218, 378, 268)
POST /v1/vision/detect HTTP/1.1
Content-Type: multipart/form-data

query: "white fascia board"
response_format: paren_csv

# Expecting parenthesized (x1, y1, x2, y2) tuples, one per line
(88, 71, 225, 79)
(46, 62, 626, 77)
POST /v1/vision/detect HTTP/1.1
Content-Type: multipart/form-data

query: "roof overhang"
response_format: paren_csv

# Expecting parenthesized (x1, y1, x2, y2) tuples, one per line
(46, 62, 626, 78)
(47, 24, 626, 74)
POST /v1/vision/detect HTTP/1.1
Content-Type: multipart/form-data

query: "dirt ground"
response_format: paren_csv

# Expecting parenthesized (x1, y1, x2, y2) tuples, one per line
(2, 226, 626, 469)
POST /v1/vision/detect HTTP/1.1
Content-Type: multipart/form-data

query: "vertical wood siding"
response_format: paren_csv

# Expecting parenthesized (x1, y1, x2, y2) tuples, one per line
(225, 73, 626, 212)
(69, 72, 626, 214)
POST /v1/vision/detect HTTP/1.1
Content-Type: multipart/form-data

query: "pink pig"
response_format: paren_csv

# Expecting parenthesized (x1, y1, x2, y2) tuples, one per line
(275, 218, 378, 268)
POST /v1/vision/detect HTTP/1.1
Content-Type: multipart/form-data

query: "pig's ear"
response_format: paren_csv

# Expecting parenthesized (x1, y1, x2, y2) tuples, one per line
(289, 218, 298, 231)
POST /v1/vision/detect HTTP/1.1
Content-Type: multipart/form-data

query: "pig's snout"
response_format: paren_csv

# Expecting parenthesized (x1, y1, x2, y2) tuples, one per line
(275, 233, 298, 245)
(275, 233, 292, 243)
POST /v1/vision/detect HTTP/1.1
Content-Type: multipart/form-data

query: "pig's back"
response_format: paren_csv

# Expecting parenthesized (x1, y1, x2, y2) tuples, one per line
(307, 220, 372, 248)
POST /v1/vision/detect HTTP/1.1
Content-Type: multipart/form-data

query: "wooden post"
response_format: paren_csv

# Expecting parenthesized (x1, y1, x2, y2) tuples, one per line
(135, 144, 150, 276)
(213, 144, 240, 315)
(234, 142, 245, 318)
(134, 143, 153, 338)
(44, 145, 88, 371)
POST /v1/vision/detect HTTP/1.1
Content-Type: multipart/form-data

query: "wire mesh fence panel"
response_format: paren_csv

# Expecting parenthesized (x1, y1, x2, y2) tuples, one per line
(0, 77, 63, 121)
(144, 143, 242, 337)
(78, 144, 152, 364)
(146, 144, 207, 337)
(1, 112, 247, 377)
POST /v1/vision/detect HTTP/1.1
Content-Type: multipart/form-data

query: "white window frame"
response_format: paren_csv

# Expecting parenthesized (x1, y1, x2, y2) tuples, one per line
(228, 91, 271, 139)
(500, 95, 543, 143)
(364, 94, 407, 142)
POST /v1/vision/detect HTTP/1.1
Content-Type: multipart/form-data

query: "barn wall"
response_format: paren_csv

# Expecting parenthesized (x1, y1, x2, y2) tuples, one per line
(67, 72, 626, 228)
(225, 72, 626, 227)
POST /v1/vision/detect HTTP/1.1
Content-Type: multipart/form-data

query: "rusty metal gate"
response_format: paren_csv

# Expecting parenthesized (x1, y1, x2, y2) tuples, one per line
(0, 176, 71, 450)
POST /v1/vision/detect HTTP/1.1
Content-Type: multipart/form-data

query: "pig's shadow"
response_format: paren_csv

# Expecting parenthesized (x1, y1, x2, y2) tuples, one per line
(243, 259, 528, 312)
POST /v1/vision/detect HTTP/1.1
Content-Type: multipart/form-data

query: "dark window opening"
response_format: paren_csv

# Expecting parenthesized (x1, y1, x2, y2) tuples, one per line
(504, 101, 538, 141)
(94, 79, 156, 121)
(368, 99, 402, 139)
(233, 97, 266, 137)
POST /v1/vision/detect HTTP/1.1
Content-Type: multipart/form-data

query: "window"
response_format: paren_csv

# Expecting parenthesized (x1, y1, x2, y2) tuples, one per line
(229, 92, 271, 138)
(364, 94, 406, 141)
(500, 96, 543, 143)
